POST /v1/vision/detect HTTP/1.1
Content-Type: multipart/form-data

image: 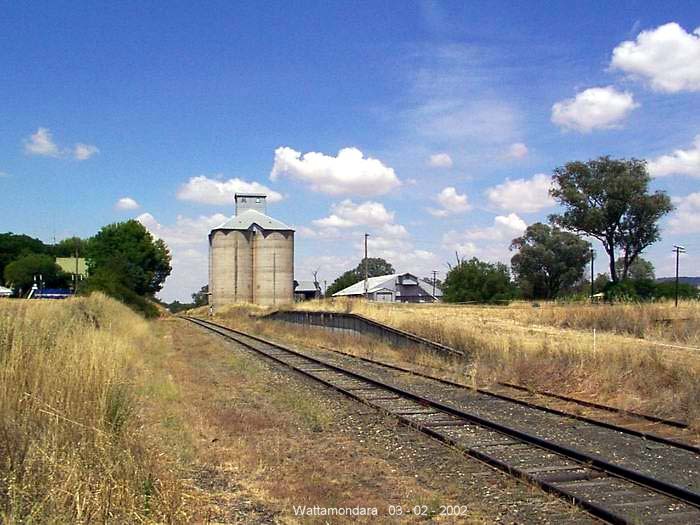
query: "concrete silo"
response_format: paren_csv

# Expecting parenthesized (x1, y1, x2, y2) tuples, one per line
(209, 193, 294, 307)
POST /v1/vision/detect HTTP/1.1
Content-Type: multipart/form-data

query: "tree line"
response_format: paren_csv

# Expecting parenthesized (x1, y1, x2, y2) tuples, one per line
(1, 220, 172, 316)
(325, 157, 697, 303)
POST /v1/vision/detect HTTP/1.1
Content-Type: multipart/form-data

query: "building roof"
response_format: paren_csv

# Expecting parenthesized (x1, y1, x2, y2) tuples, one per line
(211, 209, 293, 232)
(333, 273, 442, 298)
(333, 274, 397, 296)
(295, 281, 320, 293)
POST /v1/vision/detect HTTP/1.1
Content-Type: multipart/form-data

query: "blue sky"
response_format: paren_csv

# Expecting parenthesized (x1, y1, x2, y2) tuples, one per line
(1, 1, 699, 301)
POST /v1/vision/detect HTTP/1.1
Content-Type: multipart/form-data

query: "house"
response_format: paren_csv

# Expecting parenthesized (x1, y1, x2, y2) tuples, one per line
(55, 257, 88, 278)
(332, 273, 442, 303)
(294, 280, 322, 301)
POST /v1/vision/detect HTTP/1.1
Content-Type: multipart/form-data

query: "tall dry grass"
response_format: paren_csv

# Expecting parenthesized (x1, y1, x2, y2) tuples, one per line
(283, 299, 700, 426)
(0, 294, 190, 523)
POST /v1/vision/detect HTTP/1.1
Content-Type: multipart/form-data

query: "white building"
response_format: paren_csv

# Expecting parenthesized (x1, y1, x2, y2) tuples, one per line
(332, 273, 441, 303)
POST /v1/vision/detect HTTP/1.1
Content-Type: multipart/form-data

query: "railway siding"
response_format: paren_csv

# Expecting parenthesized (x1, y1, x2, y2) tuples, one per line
(311, 348, 700, 492)
(187, 317, 700, 525)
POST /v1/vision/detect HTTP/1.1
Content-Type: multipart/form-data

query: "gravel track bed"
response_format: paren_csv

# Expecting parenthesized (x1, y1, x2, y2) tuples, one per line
(298, 345, 700, 494)
(207, 328, 599, 524)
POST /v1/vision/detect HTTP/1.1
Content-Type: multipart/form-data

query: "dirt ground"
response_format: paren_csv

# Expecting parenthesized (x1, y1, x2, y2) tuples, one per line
(146, 318, 597, 524)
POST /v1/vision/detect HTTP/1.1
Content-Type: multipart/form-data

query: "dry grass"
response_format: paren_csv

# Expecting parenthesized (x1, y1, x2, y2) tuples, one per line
(0, 294, 194, 523)
(157, 318, 499, 524)
(204, 299, 700, 428)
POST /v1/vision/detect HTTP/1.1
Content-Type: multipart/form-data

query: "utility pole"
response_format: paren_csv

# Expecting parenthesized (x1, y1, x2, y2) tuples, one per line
(673, 245, 686, 307)
(590, 248, 595, 303)
(74, 240, 80, 293)
(432, 270, 437, 299)
(364, 233, 369, 300)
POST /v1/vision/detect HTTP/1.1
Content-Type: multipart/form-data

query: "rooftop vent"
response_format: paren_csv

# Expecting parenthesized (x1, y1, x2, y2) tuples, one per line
(235, 193, 267, 215)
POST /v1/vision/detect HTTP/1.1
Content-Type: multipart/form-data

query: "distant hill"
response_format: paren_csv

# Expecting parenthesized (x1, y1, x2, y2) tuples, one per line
(656, 277, 700, 287)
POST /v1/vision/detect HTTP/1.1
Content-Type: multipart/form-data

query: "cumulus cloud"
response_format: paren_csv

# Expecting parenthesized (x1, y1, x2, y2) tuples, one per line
(364, 234, 438, 276)
(115, 197, 140, 210)
(444, 213, 526, 246)
(24, 127, 60, 157)
(611, 22, 700, 93)
(551, 86, 638, 132)
(428, 153, 453, 168)
(442, 213, 527, 263)
(508, 142, 528, 159)
(313, 200, 395, 229)
(74, 143, 100, 160)
(23, 127, 98, 160)
(648, 135, 700, 178)
(428, 187, 471, 217)
(668, 193, 700, 234)
(270, 146, 400, 196)
(486, 173, 555, 213)
(137, 212, 230, 302)
(177, 175, 283, 205)
(137, 212, 228, 246)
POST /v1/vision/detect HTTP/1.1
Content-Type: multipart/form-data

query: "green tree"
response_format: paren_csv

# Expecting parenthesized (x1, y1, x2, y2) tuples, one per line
(167, 300, 191, 313)
(443, 257, 515, 303)
(326, 270, 362, 297)
(655, 282, 699, 300)
(4, 253, 67, 293)
(616, 256, 655, 281)
(86, 220, 171, 296)
(549, 157, 673, 283)
(191, 284, 209, 307)
(511, 223, 591, 299)
(593, 273, 611, 293)
(51, 236, 88, 257)
(0, 232, 48, 284)
(326, 258, 395, 297)
(82, 255, 159, 317)
(352, 257, 394, 278)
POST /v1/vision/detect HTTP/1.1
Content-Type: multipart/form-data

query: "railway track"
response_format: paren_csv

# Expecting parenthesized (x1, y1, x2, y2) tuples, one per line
(186, 316, 700, 525)
(315, 344, 700, 453)
(267, 309, 691, 432)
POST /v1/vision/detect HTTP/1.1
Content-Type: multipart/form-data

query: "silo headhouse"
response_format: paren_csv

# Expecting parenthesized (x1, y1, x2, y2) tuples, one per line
(209, 193, 294, 307)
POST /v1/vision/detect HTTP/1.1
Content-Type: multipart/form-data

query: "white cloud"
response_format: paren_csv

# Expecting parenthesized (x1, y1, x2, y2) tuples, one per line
(296, 226, 319, 238)
(74, 143, 99, 160)
(442, 213, 527, 264)
(611, 22, 700, 93)
(428, 187, 471, 216)
(23, 127, 99, 160)
(444, 213, 526, 246)
(24, 127, 60, 157)
(270, 146, 400, 196)
(668, 193, 700, 234)
(115, 197, 140, 210)
(137, 212, 227, 246)
(508, 142, 528, 159)
(428, 153, 453, 168)
(486, 173, 555, 213)
(138, 212, 230, 302)
(177, 175, 283, 205)
(648, 135, 700, 178)
(551, 86, 638, 132)
(313, 200, 395, 229)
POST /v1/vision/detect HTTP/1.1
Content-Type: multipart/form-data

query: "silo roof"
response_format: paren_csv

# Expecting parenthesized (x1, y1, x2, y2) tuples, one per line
(212, 209, 293, 232)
